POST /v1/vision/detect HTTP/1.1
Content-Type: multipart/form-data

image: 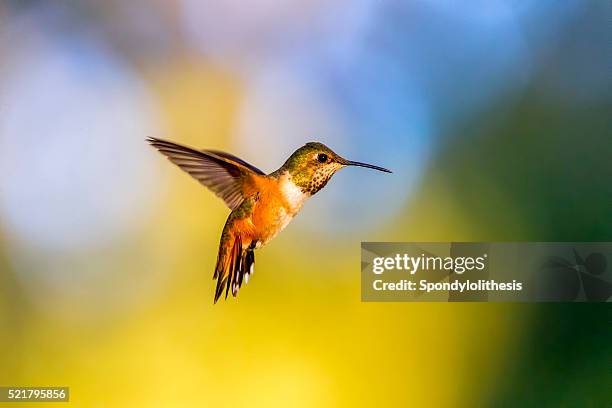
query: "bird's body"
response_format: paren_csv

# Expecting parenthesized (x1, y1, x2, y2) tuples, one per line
(232, 172, 307, 248)
(147, 137, 390, 302)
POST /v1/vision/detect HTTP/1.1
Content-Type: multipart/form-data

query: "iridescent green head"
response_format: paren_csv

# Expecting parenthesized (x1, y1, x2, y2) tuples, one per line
(277, 142, 392, 195)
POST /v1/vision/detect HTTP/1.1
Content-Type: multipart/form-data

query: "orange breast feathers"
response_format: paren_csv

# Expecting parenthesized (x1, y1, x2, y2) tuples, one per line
(246, 175, 298, 245)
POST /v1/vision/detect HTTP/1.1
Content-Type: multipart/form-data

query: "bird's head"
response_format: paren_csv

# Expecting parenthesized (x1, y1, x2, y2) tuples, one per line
(280, 142, 391, 195)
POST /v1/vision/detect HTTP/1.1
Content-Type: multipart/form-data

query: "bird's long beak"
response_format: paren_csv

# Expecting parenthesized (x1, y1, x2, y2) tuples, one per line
(339, 158, 392, 173)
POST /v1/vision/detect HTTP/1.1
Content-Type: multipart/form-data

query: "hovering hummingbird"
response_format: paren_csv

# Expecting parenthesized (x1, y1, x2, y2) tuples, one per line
(147, 137, 391, 303)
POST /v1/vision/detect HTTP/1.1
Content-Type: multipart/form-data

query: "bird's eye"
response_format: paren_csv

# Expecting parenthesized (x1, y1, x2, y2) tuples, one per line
(317, 153, 328, 163)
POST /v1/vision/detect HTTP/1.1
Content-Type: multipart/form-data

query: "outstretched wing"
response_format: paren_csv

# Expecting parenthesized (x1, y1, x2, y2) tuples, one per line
(147, 137, 265, 210)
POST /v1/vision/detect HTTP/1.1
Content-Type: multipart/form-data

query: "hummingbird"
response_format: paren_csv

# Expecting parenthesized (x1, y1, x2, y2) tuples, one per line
(147, 137, 391, 303)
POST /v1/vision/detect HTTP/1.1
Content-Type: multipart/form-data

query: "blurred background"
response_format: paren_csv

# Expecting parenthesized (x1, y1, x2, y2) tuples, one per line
(0, 0, 610, 406)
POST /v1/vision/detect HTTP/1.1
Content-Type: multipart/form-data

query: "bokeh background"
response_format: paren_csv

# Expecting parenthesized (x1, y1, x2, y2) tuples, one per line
(0, 1, 610, 406)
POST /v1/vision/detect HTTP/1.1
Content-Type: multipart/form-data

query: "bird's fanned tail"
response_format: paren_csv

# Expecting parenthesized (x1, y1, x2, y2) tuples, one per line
(213, 233, 255, 303)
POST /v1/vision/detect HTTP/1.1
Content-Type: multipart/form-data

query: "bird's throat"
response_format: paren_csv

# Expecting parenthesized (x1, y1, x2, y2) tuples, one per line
(279, 172, 310, 214)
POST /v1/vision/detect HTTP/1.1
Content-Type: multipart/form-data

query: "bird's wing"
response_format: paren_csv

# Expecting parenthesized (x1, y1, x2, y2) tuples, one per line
(203, 150, 266, 176)
(147, 137, 265, 210)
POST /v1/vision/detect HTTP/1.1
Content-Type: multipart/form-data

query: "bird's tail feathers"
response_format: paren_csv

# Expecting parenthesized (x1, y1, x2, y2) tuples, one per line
(214, 234, 255, 303)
